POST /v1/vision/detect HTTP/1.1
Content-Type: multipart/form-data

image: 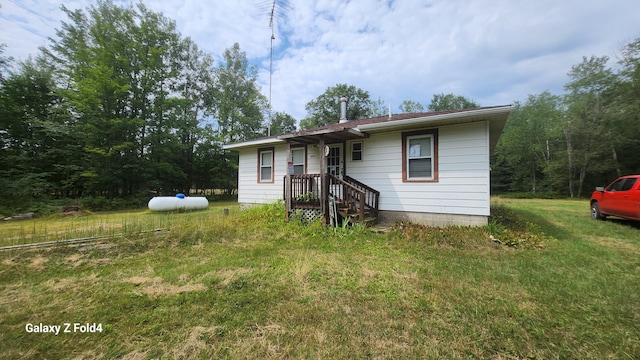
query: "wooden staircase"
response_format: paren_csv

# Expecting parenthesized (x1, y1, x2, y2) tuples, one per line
(334, 200, 377, 227)
(284, 174, 380, 227)
(328, 175, 380, 227)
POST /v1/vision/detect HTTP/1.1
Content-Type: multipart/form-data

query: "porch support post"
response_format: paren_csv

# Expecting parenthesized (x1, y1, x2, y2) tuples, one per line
(319, 136, 327, 224)
(285, 140, 291, 220)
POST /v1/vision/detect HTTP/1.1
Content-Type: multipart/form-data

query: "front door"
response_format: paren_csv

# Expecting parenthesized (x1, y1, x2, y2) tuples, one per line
(327, 143, 344, 200)
(327, 144, 343, 178)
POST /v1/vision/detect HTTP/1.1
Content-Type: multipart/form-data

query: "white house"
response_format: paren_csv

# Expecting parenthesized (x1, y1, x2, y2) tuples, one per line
(223, 104, 513, 227)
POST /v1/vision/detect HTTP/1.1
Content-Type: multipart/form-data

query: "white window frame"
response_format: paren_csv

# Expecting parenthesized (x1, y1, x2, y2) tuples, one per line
(258, 148, 274, 183)
(402, 129, 438, 182)
(291, 147, 305, 175)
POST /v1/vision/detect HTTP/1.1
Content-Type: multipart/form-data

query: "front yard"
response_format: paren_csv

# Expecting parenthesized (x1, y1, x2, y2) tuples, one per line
(0, 199, 638, 358)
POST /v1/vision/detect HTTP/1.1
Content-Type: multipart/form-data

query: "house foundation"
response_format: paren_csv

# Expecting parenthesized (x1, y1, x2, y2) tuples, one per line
(378, 210, 488, 227)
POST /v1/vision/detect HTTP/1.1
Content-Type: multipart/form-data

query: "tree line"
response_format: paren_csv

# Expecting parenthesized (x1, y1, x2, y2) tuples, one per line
(1, 1, 638, 213)
(492, 39, 640, 197)
(0, 1, 271, 211)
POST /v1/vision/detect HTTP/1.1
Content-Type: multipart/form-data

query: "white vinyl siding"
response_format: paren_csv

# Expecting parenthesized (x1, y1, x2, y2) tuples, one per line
(237, 145, 286, 204)
(346, 121, 491, 216)
(235, 121, 491, 217)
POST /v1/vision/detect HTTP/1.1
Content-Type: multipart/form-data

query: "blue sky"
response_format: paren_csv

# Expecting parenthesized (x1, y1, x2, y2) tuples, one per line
(1, 0, 639, 120)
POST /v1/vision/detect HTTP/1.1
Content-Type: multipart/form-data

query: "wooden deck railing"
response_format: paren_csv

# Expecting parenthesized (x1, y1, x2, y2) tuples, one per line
(284, 173, 379, 225)
(284, 174, 323, 219)
(327, 174, 366, 221)
(290, 174, 322, 205)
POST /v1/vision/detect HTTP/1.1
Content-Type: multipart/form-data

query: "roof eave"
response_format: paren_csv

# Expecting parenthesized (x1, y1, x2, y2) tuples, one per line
(222, 137, 283, 150)
(357, 105, 514, 132)
(358, 105, 513, 155)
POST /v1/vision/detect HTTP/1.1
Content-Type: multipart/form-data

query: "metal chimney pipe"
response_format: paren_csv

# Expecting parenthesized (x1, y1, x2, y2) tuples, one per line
(339, 97, 348, 123)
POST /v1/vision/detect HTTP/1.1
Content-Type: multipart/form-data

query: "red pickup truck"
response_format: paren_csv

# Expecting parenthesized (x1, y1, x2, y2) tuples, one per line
(590, 175, 640, 221)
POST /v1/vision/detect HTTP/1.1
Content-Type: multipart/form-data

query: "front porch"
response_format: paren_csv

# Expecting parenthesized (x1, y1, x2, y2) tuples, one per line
(284, 173, 380, 226)
(276, 119, 381, 227)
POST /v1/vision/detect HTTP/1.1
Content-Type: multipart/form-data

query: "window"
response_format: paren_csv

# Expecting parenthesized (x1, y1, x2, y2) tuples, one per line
(621, 178, 637, 191)
(258, 147, 274, 183)
(607, 178, 626, 192)
(351, 141, 362, 161)
(608, 178, 637, 192)
(402, 129, 438, 182)
(291, 147, 305, 175)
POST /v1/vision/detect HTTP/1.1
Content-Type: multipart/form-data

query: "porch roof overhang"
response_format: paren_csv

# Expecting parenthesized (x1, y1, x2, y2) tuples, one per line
(276, 127, 369, 144)
(222, 137, 283, 150)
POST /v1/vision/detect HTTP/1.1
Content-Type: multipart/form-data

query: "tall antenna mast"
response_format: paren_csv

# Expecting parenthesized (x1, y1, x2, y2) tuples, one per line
(256, 0, 292, 136)
(268, 1, 276, 137)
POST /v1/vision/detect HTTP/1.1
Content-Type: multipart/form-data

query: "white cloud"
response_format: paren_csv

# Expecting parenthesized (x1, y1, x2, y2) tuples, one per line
(2, 0, 640, 121)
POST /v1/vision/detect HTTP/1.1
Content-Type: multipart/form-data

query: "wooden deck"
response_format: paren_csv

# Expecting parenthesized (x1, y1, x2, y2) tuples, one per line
(284, 174, 380, 227)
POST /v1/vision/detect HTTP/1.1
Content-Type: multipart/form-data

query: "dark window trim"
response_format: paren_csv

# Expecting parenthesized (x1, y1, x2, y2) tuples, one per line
(257, 147, 275, 183)
(351, 141, 363, 162)
(402, 129, 438, 183)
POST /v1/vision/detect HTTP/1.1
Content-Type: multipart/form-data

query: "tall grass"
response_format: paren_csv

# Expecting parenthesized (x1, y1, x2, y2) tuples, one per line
(0, 199, 638, 359)
(0, 202, 238, 247)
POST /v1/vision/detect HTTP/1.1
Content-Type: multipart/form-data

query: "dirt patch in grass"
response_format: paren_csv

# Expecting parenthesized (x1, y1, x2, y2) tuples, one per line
(142, 283, 206, 297)
(213, 267, 253, 288)
(70, 350, 104, 360)
(2, 257, 17, 266)
(27, 255, 48, 270)
(121, 350, 150, 360)
(123, 276, 206, 297)
(44, 277, 78, 292)
(0, 283, 29, 307)
(65, 254, 84, 267)
(169, 326, 224, 359)
(61, 253, 111, 268)
(88, 258, 111, 266)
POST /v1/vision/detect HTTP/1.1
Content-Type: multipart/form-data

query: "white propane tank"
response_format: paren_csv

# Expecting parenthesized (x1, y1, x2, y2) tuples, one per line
(148, 194, 209, 211)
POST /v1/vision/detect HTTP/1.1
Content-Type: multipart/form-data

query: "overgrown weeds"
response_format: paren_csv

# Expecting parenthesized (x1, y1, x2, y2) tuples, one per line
(388, 221, 494, 248)
(488, 204, 554, 248)
(2, 200, 637, 359)
(384, 204, 552, 249)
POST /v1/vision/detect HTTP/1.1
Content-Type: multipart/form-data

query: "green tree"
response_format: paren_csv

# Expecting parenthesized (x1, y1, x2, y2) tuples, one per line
(43, 0, 218, 198)
(493, 92, 563, 194)
(192, 125, 237, 196)
(399, 99, 425, 113)
(46, 2, 146, 197)
(611, 37, 640, 176)
(562, 55, 616, 197)
(0, 58, 78, 206)
(428, 93, 479, 111)
(369, 97, 389, 117)
(0, 43, 12, 80)
(299, 83, 372, 129)
(213, 43, 267, 143)
(268, 111, 296, 135)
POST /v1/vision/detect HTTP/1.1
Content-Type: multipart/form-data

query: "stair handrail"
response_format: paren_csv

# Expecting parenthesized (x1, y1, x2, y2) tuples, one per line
(343, 175, 379, 218)
(327, 174, 365, 222)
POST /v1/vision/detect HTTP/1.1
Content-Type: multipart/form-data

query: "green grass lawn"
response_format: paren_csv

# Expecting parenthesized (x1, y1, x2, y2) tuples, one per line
(0, 199, 638, 359)
(0, 201, 240, 247)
